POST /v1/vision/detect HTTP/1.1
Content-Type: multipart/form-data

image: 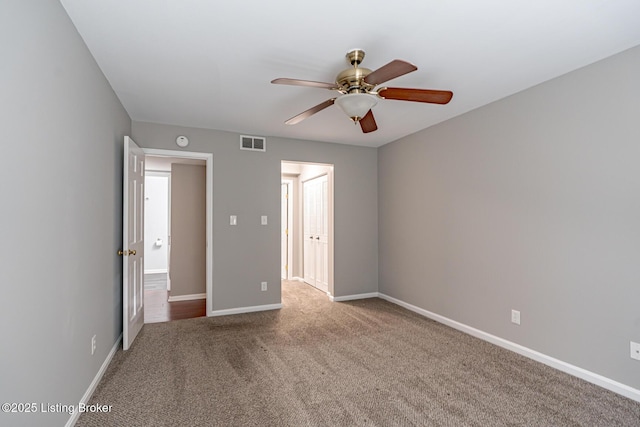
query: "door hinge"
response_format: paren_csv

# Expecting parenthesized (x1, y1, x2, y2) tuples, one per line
(285, 228, 288, 235)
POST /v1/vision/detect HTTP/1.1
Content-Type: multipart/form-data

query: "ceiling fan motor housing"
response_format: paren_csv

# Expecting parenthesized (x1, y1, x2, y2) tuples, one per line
(336, 49, 376, 93)
(335, 67, 374, 94)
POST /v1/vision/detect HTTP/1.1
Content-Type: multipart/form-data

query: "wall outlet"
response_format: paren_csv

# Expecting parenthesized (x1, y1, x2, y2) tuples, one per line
(511, 310, 521, 325)
(91, 335, 97, 355)
(631, 341, 640, 361)
(261, 281, 267, 291)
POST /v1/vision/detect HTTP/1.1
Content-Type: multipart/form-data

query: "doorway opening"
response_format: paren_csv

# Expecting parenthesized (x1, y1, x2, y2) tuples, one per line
(281, 161, 334, 297)
(143, 149, 213, 322)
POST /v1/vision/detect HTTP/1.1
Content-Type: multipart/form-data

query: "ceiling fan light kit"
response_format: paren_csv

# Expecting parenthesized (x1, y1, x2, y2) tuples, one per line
(271, 48, 453, 133)
(335, 93, 378, 122)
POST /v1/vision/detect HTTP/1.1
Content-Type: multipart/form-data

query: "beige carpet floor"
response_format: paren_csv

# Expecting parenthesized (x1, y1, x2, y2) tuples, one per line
(77, 280, 640, 426)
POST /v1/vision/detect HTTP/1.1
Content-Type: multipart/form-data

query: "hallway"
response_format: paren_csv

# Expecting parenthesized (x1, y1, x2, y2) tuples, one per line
(143, 273, 206, 323)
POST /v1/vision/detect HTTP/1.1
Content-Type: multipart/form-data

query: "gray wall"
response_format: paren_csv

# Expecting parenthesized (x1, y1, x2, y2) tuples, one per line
(170, 164, 206, 297)
(0, 1, 131, 426)
(132, 122, 378, 308)
(379, 45, 640, 390)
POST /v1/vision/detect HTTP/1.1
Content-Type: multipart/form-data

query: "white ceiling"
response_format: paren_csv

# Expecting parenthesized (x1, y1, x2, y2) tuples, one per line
(60, 0, 640, 148)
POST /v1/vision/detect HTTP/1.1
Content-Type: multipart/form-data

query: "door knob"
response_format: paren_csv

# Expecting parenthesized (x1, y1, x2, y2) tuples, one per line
(316, 237, 320, 240)
(117, 249, 137, 256)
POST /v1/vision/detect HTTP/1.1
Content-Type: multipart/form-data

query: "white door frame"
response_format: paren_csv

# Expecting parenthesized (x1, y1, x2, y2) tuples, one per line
(143, 148, 214, 315)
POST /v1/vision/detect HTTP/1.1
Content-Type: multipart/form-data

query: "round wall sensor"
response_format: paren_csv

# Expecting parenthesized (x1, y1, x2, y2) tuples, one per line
(176, 135, 189, 147)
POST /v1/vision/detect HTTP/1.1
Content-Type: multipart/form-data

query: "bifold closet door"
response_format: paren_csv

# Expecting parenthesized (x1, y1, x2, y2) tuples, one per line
(303, 175, 328, 292)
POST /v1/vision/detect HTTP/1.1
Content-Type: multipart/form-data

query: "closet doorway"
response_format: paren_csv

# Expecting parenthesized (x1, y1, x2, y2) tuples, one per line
(281, 161, 334, 296)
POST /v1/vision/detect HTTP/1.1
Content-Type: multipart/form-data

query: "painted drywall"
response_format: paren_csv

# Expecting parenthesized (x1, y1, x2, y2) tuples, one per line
(0, 1, 131, 426)
(378, 45, 640, 391)
(144, 173, 169, 273)
(132, 122, 378, 308)
(170, 164, 206, 297)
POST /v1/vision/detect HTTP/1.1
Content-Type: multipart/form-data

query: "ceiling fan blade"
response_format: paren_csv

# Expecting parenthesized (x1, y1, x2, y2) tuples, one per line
(271, 78, 338, 90)
(285, 98, 336, 125)
(359, 110, 378, 133)
(364, 60, 417, 86)
(378, 87, 453, 104)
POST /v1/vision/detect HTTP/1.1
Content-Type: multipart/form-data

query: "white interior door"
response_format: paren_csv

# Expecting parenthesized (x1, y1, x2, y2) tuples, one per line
(122, 136, 145, 350)
(316, 177, 328, 292)
(303, 175, 328, 292)
(303, 179, 316, 285)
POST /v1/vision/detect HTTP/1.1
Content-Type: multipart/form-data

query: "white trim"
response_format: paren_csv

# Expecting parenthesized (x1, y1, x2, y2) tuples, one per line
(145, 170, 171, 177)
(168, 293, 206, 302)
(292, 276, 305, 282)
(65, 334, 122, 427)
(144, 269, 167, 275)
(330, 292, 380, 302)
(378, 293, 640, 403)
(142, 148, 214, 316)
(167, 172, 172, 292)
(209, 303, 282, 317)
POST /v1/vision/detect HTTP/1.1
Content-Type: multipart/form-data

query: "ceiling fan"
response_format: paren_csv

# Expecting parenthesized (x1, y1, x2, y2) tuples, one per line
(271, 49, 453, 133)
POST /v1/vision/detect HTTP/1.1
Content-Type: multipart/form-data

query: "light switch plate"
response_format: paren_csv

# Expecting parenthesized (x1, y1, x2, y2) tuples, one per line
(230, 215, 237, 226)
(631, 341, 640, 361)
(261, 215, 268, 225)
(511, 309, 521, 325)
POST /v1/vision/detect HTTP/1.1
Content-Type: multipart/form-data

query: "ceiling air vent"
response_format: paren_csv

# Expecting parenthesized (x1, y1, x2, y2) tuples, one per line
(240, 135, 266, 152)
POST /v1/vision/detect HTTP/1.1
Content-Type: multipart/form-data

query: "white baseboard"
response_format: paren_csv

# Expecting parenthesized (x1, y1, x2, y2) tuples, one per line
(144, 269, 167, 275)
(66, 333, 122, 427)
(168, 293, 206, 302)
(331, 292, 379, 302)
(292, 276, 304, 282)
(209, 303, 282, 317)
(377, 293, 640, 403)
